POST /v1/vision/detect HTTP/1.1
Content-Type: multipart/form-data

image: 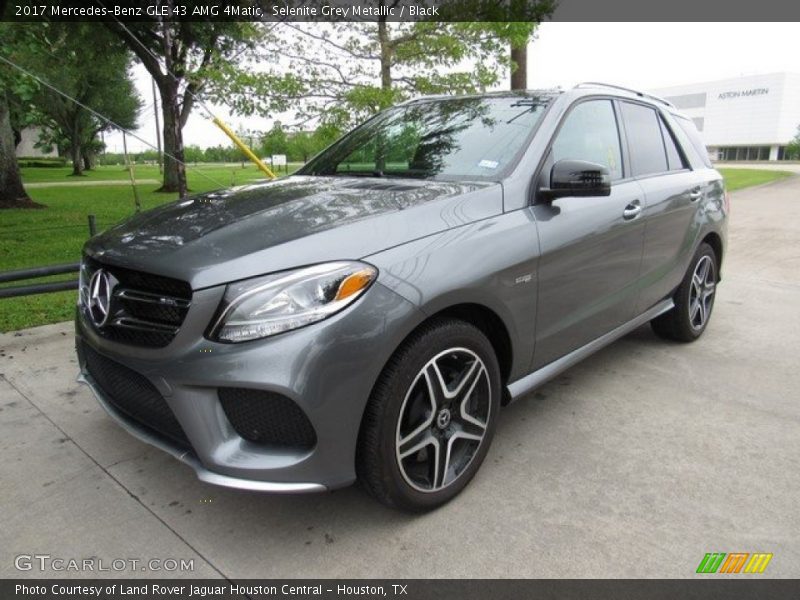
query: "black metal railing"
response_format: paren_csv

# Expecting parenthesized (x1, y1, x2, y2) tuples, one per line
(0, 215, 96, 299)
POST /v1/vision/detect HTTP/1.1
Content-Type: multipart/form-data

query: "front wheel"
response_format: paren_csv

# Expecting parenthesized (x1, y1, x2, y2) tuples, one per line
(357, 319, 501, 511)
(651, 242, 718, 342)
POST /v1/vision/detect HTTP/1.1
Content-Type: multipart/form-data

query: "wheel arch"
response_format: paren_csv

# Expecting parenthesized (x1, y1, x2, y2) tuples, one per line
(425, 303, 514, 386)
(360, 300, 516, 430)
(701, 231, 724, 278)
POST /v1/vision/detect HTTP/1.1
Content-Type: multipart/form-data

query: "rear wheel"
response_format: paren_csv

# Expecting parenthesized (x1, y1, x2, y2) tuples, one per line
(357, 319, 501, 511)
(651, 242, 718, 342)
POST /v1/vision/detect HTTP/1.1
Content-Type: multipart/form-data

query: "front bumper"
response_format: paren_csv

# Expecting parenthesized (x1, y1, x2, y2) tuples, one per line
(76, 280, 421, 491)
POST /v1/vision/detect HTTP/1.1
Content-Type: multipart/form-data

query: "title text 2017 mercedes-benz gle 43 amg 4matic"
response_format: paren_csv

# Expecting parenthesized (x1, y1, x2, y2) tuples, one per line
(76, 83, 727, 510)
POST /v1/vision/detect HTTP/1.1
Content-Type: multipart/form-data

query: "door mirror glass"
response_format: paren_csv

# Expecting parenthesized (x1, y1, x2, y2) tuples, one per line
(541, 159, 611, 200)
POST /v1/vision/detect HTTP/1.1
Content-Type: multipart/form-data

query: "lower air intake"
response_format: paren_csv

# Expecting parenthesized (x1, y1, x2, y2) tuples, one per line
(81, 342, 191, 449)
(219, 388, 317, 450)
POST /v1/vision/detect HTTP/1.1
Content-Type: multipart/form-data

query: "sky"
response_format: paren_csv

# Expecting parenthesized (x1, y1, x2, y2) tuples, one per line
(106, 22, 800, 153)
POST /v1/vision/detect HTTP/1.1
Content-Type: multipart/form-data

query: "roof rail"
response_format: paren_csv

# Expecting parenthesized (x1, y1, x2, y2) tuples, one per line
(396, 88, 561, 107)
(574, 82, 675, 108)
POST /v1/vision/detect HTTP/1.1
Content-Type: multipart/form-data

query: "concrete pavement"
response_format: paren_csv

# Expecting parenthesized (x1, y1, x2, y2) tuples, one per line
(1, 175, 799, 579)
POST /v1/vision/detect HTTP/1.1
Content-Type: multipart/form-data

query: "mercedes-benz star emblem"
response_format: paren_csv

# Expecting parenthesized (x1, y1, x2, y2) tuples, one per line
(436, 408, 452, 430)
(88, 269, 113, 327)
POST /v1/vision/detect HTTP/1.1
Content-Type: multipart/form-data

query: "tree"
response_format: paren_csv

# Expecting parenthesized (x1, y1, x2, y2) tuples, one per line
(4, 24, 141, 177)
(245, 4, 554, 130)
(0, 91, 40, 209)
(287, 131, 316, 163)
(0, 24, 41, 208)
(285, 125, 345, 163)
(503, 23, 541, 91)
(107, 16, 264, 195)
(786, 125, 800, 160)
(259, 123, 289, 158)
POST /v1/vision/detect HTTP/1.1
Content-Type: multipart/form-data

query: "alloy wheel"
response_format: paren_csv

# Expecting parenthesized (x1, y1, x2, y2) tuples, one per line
(395, 347, 492, 493)
(689, 255, 716, 330)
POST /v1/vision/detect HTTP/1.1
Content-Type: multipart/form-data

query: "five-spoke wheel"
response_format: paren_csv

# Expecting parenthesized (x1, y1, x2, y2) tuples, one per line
(689, 255, 716, 331)
(651, 242, 719, 342)
(396, 348, 491, 493)
(358, 319, 500, 511)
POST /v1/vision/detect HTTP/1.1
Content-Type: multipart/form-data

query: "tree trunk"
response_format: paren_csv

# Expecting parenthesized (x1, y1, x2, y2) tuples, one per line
(157, 79, 188, 196)
(0, 94, 41, 209)
(82, 148, 93, 171)
(510, 44, 528, 91)
(70, 131, 84, 176)
(377, 17, 392, 93)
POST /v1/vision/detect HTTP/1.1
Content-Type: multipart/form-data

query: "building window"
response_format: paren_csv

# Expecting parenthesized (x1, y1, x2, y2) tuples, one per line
(718, 146, 772, 161)
(692, 117, 705, 132)
(663, 93, 707, 110)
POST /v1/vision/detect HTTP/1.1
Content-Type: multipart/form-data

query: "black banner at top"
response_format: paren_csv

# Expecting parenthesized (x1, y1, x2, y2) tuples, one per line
(3, 0, 800, 22)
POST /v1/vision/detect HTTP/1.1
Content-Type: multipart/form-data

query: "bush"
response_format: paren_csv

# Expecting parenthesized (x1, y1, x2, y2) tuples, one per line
(16, 157, 68, 168)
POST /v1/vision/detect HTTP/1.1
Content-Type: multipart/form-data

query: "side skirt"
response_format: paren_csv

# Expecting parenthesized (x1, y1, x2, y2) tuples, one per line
(506, 298, 674, 401)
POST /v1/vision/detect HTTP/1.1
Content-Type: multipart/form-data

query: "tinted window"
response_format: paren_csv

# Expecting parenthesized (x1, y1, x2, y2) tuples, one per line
(621, 102, 668, 177)
(300, 95, 553, 180)
(673, 115, 713, 168)
(551, 100, 623, 180)
(659, 117, 686, 171)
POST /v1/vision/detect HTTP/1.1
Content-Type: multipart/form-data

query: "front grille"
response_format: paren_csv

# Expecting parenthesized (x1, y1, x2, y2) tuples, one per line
(219, 388, 317, 450)
(81, 257, 192, 348)
(81, 342, 191, 449)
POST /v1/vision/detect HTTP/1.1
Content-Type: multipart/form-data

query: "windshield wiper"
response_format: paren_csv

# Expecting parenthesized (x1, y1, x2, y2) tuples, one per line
(507, 99, 547, 124)
(330, 170, 385, 178)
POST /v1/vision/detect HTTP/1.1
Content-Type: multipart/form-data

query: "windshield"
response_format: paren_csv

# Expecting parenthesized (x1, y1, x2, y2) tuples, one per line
(299, 95, 554, 181)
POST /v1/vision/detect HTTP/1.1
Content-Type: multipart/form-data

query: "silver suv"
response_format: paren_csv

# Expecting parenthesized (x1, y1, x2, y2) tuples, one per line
(76, 83, 727, 511)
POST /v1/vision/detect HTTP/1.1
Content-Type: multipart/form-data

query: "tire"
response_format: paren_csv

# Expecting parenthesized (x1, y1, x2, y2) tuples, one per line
(651, 242, 718, 342)
(357, 318, 502, 511)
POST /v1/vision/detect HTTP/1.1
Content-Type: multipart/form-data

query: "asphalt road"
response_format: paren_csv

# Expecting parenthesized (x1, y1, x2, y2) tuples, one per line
(1, 175, 798, 579)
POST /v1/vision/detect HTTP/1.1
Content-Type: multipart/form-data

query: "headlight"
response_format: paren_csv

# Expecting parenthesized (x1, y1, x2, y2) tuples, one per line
(208, 261, 378, 343)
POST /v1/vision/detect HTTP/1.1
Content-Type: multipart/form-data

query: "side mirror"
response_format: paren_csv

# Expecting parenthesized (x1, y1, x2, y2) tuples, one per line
(540, 159, 611, 201)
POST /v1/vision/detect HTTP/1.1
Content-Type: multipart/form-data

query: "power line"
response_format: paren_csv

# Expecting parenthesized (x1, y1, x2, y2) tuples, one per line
(96, 6, 284, 121)
(94, 8, 281, 180)
(0, 54, 228, 190)
(93, 2, 218, 120)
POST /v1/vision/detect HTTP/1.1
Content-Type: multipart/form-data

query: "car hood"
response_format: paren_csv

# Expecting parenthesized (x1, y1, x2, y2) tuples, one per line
(85, 175, 502, 289)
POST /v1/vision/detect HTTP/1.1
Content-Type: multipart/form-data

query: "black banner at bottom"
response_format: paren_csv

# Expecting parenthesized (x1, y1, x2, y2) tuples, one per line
(3, 579, 800, 600)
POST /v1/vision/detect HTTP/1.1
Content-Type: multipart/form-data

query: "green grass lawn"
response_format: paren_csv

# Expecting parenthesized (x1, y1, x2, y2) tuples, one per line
(0, 163, 298, 332)
(0, 164, 794, 332)
(20, 162, 299, 185)
(718, 168, 793, 192)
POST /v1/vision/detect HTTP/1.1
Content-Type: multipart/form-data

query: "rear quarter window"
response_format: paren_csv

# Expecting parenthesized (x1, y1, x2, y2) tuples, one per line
(672, 115, 713, 168)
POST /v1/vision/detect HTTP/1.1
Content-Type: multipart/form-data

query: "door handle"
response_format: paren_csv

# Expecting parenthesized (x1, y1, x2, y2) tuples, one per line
(689, 187, 703, 202)
(623, 200, 642, 220)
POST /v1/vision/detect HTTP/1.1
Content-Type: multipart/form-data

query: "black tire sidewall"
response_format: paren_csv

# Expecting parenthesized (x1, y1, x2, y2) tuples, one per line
(374, 320, 501, 511)
(676, 243, 718, 340)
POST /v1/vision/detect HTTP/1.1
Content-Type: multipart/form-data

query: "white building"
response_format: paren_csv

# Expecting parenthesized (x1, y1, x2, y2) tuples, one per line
(652, 73, 800, 161)
(14, 126, 58, 159)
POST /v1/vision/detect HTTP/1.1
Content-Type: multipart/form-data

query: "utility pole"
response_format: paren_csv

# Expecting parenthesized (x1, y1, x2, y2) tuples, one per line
(152, 77, 162, 174)
(122, 131, 142, 213)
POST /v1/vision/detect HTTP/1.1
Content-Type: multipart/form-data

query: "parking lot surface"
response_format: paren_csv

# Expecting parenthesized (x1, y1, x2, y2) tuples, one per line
(1, 176, 798, 578)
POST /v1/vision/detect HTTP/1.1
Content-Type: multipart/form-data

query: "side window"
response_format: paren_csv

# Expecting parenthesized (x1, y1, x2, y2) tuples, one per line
(673, 115, 713, 168)
(659, 116, 686, 171)
(620, 102, 668, 177)
(551, 100, 623, 181)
